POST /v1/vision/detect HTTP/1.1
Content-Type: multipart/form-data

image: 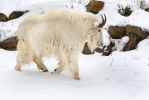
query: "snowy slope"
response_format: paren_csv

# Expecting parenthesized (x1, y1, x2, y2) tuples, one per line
(0, 0, 149, 100)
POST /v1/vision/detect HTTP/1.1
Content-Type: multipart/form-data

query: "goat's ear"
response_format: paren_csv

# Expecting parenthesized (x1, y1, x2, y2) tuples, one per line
(93, 21, 100, 28)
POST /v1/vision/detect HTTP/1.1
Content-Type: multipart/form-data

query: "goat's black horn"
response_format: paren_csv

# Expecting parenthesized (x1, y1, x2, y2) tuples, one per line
(99, 14, 106, 27)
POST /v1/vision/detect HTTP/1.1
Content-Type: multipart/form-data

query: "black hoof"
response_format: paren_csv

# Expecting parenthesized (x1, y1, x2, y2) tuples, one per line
(43, 70, 48, 72)
(54, 69, 57, 72)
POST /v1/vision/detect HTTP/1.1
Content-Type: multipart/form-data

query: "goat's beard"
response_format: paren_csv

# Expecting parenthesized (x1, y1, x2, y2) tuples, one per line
(87, 39, 102, 53)
(87, 42, 98, 53)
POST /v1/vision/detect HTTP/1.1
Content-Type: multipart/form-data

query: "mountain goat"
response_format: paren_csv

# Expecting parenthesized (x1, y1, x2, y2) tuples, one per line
(14, 8, 106, 80)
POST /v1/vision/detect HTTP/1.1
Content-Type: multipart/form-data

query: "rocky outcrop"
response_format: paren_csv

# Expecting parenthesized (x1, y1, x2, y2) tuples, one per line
(86, 0, 104, 14)
(108, 24, 149, 51)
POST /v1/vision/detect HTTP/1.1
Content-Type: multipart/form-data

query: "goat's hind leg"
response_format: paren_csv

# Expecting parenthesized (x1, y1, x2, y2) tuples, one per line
(14, 39, 32, 71)
(14, 51, 30, 71)
(14, 56, 22, 71)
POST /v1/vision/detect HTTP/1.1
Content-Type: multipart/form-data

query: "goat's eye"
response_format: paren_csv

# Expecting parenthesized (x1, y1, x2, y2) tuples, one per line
(98, 30, 101, 32)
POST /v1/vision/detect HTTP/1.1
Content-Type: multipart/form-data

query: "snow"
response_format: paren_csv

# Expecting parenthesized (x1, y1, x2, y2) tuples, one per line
(0, 0, 149, 100)
(122, 36, 129, 44)
(102, 29, 111, 46)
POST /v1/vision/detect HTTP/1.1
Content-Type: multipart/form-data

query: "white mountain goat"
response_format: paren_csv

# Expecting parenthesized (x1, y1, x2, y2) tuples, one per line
(14, 8, 106, 80)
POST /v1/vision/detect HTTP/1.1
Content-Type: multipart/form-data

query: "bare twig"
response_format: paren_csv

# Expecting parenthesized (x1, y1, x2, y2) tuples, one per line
(110, 57, 114, 66)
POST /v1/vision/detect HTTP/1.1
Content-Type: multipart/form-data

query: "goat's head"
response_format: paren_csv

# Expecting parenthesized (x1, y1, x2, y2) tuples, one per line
(87, 14, 106, 52)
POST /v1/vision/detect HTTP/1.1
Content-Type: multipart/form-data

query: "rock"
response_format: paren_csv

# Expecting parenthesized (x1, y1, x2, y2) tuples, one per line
(9, 10, 29, 20)
(118, 7, 132, 16)
(82, 41, 115, 56)
(124, 7, 132, 16)
(102, 51, 111, 56)
(0, 13, 8, 22)
(83, 43, 104, 55)
(95, 47, 104, 53)
(82, 43, 94, 54)
(82, 40, 115, 56)
(0, 36, 18, 51)
(123, 33, 138, 51)
(108, 24, 148, 40)
(145, 8, 149, 12)
(141, 29, 149, 39)
(86, 0, 104, 14)
(126, 24, 143, 42)
(108, 24, 149, 51)
(102, 42, 115, 56)
(108, 26, 126, 39)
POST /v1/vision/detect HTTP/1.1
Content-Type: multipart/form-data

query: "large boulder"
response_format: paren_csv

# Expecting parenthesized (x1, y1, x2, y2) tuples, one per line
(126, 24, 143, 41)
(0, 13, 8, 22)
(108, 24, 149, 51)
(123, 25, 149, 51)
(86, 0, 104, 14)
(108, 24, 148, 40)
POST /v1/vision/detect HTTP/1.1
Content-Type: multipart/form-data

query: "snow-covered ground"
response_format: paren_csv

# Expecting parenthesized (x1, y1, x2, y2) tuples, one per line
(0, 0, 149, 100)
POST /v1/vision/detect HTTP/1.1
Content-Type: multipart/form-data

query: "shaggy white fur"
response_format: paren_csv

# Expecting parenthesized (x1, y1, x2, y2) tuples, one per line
(14, 7, 104, 80)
